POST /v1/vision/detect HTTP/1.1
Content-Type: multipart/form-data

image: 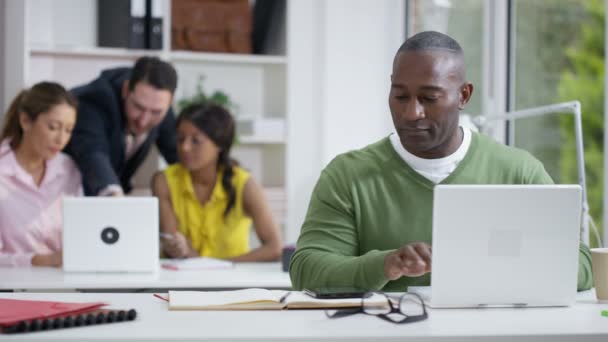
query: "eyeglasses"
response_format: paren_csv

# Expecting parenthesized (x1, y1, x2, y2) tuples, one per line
(325, 292, 428, 324)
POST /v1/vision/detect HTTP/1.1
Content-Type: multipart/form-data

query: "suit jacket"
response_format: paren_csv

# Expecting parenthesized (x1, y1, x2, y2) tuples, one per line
(65, 67, 177, 195)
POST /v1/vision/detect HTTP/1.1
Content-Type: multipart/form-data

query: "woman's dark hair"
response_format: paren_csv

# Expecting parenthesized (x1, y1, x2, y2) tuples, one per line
(0, 81, 78, 149)
(177, 102, 237, 217)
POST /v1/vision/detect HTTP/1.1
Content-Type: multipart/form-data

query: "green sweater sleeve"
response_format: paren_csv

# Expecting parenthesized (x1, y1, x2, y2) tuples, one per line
(526, 157, 592, 291)
(577, 243, 593, 291)
(289, 160, 391, 291)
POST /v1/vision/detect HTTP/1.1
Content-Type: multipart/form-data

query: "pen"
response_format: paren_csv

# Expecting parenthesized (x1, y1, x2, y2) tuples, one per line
(279, 292, 291, 304)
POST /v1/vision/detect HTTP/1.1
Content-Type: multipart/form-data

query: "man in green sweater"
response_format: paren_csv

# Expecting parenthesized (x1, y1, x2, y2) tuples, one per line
(289, 31, 592, 292)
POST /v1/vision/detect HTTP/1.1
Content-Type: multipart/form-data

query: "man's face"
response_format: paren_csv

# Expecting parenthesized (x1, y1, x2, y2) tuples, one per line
(388, 50, 473, 159)
(123, 81, 173, 136)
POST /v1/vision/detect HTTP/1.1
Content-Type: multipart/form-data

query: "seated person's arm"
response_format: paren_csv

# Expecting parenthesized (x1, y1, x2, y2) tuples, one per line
(0, 233, 62, 267)
(229, 178, 283, 262)
(289, 162, 393, 291)
(65, 105, 122, 195)
(577, 242, 593, 291)
(31, 253, 62, 267)
(151, 171, 197, 258)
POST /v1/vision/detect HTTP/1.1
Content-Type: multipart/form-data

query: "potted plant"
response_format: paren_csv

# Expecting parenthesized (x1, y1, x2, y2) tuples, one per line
(176, 75, 239, 114)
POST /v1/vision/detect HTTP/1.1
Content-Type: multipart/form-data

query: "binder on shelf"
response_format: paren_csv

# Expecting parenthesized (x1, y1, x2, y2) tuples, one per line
(147, 0, 164, 50)
(0, 298, 137, 334)
(97, 0, 147, 49)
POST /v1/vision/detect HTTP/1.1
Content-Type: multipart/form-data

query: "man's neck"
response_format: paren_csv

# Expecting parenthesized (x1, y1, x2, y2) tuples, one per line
(408, 127, 464, 159)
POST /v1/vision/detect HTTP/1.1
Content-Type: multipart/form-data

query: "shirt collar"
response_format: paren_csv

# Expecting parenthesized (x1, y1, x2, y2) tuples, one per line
(181, 167, 227, 202)
(0, 139, 67, 184)
(389, 126, 472, 169)
(43, 152, 68, 184)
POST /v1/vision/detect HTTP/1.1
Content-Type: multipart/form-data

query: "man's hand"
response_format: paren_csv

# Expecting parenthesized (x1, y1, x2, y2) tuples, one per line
(162, 231, 195, 258)
(384, 242, 432, 280)
(31, 251, 63, 267)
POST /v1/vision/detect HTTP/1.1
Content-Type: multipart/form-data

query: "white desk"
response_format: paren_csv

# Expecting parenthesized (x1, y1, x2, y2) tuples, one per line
(1, 291, 607, 341)
(0, 262, 291, 291)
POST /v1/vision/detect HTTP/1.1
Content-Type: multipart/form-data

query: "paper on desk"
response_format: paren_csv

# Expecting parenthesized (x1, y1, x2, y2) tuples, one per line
(168, 289, 287, 310)
(167, 289, 386, 311)
(161, 257, 234, 271)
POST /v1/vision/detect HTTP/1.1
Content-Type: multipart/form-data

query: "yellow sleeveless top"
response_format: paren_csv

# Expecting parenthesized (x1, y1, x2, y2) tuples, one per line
(163, 163, 252, 258)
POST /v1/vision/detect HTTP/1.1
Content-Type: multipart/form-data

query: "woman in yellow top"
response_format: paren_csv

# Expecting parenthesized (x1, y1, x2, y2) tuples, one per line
(152, 103, 282, 261)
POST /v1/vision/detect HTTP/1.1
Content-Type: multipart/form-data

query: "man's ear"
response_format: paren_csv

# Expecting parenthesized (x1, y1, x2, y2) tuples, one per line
(122, 80, 130, 99)
(458, 82, 474, 110)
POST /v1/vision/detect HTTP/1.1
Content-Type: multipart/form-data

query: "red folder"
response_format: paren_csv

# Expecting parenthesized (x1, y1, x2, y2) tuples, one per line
(0, 298, 106, 326)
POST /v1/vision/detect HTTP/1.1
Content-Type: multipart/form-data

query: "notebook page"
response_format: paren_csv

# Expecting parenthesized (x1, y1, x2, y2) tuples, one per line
(285, 292, 387, 309)
(169, 289, 281, 309)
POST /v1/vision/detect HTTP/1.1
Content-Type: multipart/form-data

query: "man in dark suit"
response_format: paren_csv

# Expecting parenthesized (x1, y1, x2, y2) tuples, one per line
(65, 56, 178, 195)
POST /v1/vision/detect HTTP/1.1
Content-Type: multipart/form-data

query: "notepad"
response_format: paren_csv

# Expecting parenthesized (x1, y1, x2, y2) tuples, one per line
(166, 289, 387, 310)
(0, 298, 106, 326)
(0, 298, 137, 334)
(161, 257, 234, 270)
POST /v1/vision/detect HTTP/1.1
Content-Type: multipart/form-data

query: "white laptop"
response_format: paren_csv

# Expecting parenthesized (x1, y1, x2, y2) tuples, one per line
(62, 197, 159, 273)
(411, 184, 582, 308)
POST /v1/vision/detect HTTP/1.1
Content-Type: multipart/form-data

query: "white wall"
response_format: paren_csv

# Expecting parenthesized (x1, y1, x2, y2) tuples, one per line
(0, 0, 5, 112)
(2, 1, 26, 117)
(321, 1, 403, 162)
(28, 0, 96, 48)
(286, 0, 405, 242)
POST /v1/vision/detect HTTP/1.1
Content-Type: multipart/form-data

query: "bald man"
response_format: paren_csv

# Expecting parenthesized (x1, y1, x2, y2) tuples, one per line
(289, 31, 592, 292)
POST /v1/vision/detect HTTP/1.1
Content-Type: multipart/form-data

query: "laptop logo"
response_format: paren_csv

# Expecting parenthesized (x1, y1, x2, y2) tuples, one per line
(488, 230, 522, 257)
(101, 227, 120, 244)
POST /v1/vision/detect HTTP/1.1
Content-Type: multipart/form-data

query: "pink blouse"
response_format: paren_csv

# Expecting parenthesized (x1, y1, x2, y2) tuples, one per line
(0, 140, 83, 266)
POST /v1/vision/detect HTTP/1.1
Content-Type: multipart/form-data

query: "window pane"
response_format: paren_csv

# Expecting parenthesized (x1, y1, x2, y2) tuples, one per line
(407, 0, 483, 116)
(511, 0, 604, 246)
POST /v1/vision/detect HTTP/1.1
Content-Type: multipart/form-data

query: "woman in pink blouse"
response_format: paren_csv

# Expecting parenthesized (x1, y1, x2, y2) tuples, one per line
(0, 81, 82, 267)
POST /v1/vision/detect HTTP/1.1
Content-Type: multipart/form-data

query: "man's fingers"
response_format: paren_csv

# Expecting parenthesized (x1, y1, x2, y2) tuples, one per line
(385, 242, 433, 280)
(400, 245, 426, 267)
(401, 265, 427, 277)
(385, 253, 406, 280)
(394, 243, 432, 276)
(413, 243, 432, 265)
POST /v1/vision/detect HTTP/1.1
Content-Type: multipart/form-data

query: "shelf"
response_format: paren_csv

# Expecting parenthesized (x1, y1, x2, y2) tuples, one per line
(239, 136, 285, 145)
(29, 46, 287, 66)
(170, 50, 287, 66)
(236, 118, 285, 145)
(29, 45, 163, 59)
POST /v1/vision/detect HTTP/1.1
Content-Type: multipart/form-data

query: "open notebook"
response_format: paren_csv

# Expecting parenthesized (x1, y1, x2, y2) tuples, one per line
(165, 289, 386, 310)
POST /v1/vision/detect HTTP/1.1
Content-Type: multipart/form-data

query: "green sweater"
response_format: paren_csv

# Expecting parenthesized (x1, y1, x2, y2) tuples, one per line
(290, 133, 593, 292)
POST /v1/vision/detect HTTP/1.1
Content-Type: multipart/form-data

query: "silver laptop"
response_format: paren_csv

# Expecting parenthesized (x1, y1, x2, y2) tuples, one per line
(413, 184, 582, 308)
(63, 197, 159, 273)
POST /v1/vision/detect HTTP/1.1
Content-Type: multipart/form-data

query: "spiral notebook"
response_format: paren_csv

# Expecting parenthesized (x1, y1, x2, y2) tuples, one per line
(0, 298, 137, 334)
